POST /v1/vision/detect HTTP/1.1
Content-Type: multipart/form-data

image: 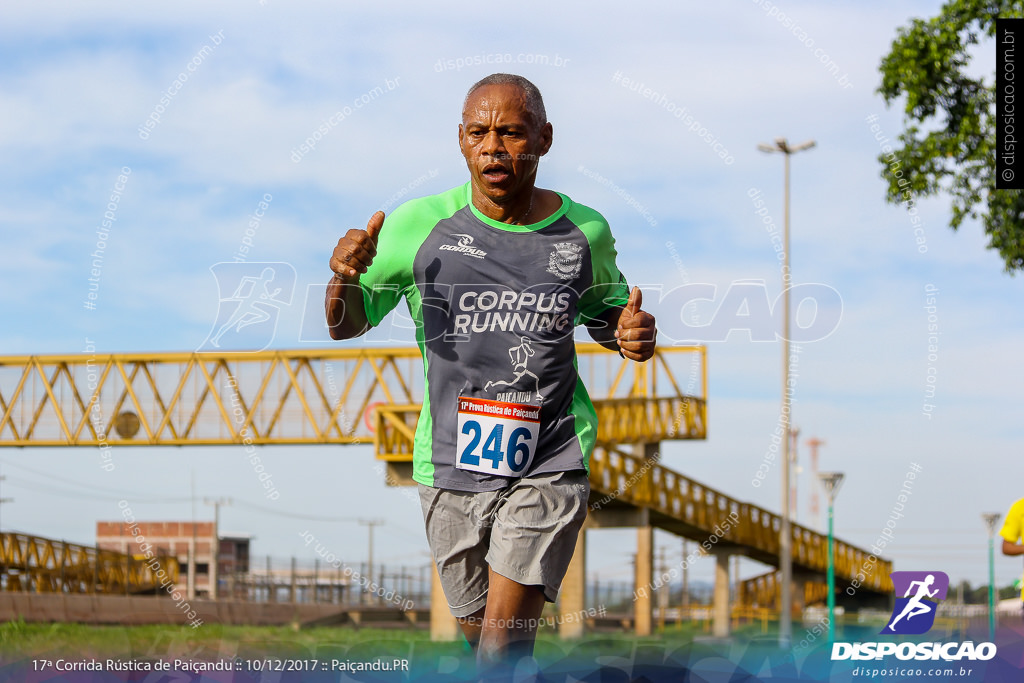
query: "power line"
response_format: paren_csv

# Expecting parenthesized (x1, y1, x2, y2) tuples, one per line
(0, 474, 363, 522)
(3, 477, 191, 503)
(232, 499, 360, 522)
(0, 457, 176, 499)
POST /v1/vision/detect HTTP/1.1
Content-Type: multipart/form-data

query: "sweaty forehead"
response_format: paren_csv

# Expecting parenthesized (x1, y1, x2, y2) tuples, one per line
(462, 84, 532, 126)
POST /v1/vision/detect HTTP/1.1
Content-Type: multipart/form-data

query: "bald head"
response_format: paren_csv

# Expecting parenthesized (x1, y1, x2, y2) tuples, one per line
(464, 73, 547, 128)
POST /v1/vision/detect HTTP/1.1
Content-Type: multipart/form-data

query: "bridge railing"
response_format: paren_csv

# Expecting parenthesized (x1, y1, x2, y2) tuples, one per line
(589, 446, 892, 593)
(0, 346, 704, 448)
(1, 532, 179, 594)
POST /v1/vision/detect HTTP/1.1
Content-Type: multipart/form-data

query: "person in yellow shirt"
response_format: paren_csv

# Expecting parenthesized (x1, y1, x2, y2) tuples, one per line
(1000, 498, 1024, 613)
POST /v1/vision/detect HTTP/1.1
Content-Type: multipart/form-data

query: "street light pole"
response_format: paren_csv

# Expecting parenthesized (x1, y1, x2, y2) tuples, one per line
(819, 472, 845, 647)
(982, 513, 1001, 641)
(758, 137, 815, 648)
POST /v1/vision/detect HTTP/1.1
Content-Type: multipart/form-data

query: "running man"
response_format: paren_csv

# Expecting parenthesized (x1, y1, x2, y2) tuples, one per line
(325, 74, 656, 673)
(887, 574, 939, 632)
(1000, 498, 1024, 617)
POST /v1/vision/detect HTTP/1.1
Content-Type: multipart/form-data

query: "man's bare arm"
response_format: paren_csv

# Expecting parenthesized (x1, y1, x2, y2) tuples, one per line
(325, 275, 371, 340)
(585, 286, 656, 361)
(586, 305, 625, 353)
(326, 211, 384, 340)
(1002, 539, 1024, 556)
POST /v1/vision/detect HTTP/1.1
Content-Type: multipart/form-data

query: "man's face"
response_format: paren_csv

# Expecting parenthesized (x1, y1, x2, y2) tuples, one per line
(459, 84, 552, 206)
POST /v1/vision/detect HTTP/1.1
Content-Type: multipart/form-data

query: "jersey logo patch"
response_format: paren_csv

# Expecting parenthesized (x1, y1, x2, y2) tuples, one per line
(439, 233, 487, 259)
(484, 336, 543, 403)
(546, 242, 583, 280)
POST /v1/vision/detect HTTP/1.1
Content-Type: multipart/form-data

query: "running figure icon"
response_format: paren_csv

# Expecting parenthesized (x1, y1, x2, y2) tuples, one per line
(209, 267, 284, 347)
(484, 336, 543, 402)
(887, 574, 939, 632)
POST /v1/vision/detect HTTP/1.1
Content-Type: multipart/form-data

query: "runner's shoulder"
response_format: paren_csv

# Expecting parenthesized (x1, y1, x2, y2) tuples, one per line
(562, 197, 613, 239)
(387, 184, 467, 231)
(560, 197, 620, 260)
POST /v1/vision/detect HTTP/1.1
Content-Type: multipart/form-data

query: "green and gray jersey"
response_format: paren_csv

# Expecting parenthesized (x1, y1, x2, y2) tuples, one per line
(359, 183, 629, 492)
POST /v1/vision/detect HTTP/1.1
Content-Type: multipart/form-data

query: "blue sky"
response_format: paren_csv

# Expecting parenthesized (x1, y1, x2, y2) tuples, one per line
(1, 1, 1022, 596)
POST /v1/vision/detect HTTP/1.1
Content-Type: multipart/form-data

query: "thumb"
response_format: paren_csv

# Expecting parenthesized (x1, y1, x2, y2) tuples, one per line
(365, 211, 385, 243)
(624, 286, 642, 317)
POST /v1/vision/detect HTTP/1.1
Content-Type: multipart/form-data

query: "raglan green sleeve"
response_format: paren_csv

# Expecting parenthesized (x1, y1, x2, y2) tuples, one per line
(357, 186, 467, 328)
(358, 202, 423, 328)
(570, 203, 630, 324)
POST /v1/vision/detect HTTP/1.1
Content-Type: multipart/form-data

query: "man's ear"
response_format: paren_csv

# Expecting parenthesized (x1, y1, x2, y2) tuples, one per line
(539, 122, 553, 156)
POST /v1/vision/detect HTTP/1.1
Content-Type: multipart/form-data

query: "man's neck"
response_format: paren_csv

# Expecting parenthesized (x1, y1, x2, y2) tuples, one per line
(471, 187, 534, 224)
(471, 186, 560, 225)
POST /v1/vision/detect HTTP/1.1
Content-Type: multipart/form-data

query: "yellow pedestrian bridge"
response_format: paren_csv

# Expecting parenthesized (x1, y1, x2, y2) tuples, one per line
(0, 531, 179, 594)
(0, 346, 891, 636)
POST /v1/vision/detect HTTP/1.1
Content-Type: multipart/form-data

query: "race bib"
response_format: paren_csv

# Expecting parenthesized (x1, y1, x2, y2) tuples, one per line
(455, 397, 540, 477)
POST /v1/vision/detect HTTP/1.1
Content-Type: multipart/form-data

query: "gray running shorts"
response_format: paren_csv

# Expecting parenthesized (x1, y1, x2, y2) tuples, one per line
(417, 469, 589, 618)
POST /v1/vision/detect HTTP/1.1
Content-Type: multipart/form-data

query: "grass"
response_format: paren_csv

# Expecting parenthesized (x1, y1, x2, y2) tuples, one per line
(0, 619, 800, 658)
(0, 617, 850, 681)
(0, 620, 860, 681)
(0, 620, 455, 659)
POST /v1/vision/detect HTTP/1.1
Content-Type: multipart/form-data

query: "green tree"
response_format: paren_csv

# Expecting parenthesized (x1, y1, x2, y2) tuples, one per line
(878, 0, 1024, 273)
(953, 578, 1020, 602)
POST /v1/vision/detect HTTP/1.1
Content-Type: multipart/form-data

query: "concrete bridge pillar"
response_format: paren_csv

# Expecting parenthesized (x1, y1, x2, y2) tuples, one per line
(559, 526, 587, 639)
(632, 442, 659, 637)
(635, 508, 653, 636)
(430, 563, 458, 641)
(712, 550, 731, 638)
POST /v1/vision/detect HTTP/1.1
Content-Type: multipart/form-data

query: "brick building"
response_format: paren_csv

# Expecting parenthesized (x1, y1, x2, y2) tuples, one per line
(96, 521, 250, 599)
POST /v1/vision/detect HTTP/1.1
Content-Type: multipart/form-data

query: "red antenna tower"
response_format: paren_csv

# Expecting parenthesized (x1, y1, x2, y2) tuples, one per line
(789, 427, 800, 520)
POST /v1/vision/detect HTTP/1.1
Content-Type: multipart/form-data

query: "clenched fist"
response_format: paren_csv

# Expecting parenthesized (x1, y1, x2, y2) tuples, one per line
(330, 211, 385, 280)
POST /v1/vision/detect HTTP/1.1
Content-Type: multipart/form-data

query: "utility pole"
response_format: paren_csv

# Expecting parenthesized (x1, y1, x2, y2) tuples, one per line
(806, 438, 826, 530)
(757, 136, 816, 649)
(358, 518, 384, 603)
(204, 497, 232, 600)
(0, 469, 11, 587)
(0, 470, 12, 531)
(189, 470, 196, 601)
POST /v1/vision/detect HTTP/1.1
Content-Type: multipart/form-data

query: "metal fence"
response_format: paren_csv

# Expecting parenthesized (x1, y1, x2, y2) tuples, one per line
(217, 555, 431, 608)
